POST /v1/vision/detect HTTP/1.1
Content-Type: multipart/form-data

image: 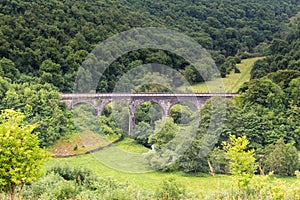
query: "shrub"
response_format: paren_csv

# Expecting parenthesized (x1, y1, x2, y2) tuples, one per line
(23, 171, 151, 200)
(73, 144, 78, 151)
(207, 173, 300, 200)
(134, 121, 153, 147)
(222, 135, 257, 190)
(234, 66, 241, 73)
(155, 178, 191, 200)
(22, 173, 78, 200)
(262, 139, 299, 176)
(46, 165, 93, 184)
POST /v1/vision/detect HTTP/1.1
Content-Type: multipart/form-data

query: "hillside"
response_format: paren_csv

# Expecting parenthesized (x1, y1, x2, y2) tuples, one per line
(251, 22, 300, 78)
(183, 56, 264, 93)
(1, 0, 299, 92)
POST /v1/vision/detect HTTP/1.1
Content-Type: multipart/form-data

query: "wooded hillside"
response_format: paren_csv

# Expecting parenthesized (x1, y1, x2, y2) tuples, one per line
(1, 0, 299, 92)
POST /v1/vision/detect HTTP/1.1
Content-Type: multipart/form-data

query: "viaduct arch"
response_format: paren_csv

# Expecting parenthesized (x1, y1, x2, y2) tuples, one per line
(61, 93, 238, 136)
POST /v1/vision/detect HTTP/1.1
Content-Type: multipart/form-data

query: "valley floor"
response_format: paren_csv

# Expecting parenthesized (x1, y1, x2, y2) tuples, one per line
(45, 138, 299, 196)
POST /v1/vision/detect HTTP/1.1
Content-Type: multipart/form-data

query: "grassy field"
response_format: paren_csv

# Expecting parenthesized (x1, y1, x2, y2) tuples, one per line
(45, 138, 299, 197)
(45, 155, 231, 196)
(45, 138, 231, 195)
(188, 57, 264, 93)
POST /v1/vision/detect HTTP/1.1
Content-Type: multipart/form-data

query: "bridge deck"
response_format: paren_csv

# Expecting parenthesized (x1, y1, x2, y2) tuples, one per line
(61, 93, 238, 99)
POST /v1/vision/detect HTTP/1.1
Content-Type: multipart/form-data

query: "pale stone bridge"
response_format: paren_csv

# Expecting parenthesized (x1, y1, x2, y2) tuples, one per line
(61, 93, 238, 136)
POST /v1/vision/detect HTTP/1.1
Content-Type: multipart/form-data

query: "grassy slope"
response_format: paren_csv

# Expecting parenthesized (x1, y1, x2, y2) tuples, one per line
(48, 103, 122, 156)
(47, 131, 119, 156)
(45, 138, 298, 196)
(189, 57, 265, 93)
(45, 142, 231, 196)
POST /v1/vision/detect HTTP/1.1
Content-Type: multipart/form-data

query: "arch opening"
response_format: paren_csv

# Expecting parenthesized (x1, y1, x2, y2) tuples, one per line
(72, 103, 100, 134)
(109, 101, 130, 135)
(72, 101, 98, 114)
(133, 101, 164, 148)
(169, 101, 197, 125)
(101, 102, 113, 117)
(135, 101, 164, 128)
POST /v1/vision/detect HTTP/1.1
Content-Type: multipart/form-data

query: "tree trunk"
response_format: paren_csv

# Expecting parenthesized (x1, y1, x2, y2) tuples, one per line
(18, 183, 24, 200)
(207, 160, 215, 176)
(10, 183, 16, 200)
(258, 163, 265, 175)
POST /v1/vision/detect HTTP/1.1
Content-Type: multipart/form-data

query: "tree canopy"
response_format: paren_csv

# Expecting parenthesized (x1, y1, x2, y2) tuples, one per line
(1, 0, 299, 92)
(0, 109, 48, 200)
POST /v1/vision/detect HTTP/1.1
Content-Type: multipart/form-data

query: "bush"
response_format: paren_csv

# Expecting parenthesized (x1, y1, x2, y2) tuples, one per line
(208, 148, 228, 174)
(234, 66, 241, 73)
(47, 165, 93, 184)
(22, 173, 78, 200)
(134, 121, 153, 147)
(155, 178, 191, 200)
(262, 139, 299, 176)
(207, 173, 300, 200)
(99, 115, 123, 137)
(250, 173, 300, 200)
(23, 166, 151, 200)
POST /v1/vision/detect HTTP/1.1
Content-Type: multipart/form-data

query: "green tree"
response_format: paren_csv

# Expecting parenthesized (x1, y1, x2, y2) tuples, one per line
(222, 135, 257, 190)
(174, 97, 229, 173)
(135, 102, 163, 127)
(287, 77, 300, 106)
(39, 59, 64, 89)
(0, 58, 20, 82)
(266, 70, 300, 89)
(183, 65, 204, 83)
(110, 103, 129, 134)
(169, 104, 193, 124)
(237, 75, 300, 149)
(1, 82, 73, 147)
(134, 102, 152, 125)
(0, 109, 48, 200)
(73, 67, 93, 93)
(0, 77, 11, 103)
(240, 78, 285, 110)
(148, 117, 179, 150)
(176, 136, 210, 174)
(133, 121, 153, 147)
(262, 138, 299, 176)
(208, 147, 227, 174)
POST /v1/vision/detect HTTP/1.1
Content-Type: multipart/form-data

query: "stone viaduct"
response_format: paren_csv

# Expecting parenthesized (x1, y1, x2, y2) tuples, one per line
(61, 93, 238, 136)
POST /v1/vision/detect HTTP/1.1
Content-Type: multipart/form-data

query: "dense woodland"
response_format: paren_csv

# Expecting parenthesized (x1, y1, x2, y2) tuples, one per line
(0, 0, 300, 199)
(1, 0, 300, 91)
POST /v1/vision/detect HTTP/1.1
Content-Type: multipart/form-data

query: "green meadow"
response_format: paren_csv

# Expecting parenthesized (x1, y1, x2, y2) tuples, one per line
(45, 138, 299, 196)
